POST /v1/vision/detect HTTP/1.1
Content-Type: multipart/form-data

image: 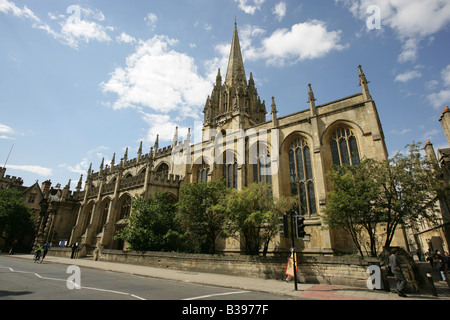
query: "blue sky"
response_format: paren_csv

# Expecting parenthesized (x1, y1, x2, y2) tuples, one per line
(1, 0, 450, 188)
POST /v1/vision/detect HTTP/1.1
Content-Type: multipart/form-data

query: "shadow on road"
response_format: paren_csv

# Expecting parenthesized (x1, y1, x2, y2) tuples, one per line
(0, 290, 33, 298)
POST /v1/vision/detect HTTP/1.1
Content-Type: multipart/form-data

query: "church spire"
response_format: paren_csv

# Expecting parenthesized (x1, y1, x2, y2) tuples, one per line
(225, 21, 246, 87)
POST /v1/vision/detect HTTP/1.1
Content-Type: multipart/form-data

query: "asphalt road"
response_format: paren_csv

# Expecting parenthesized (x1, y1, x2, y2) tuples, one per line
(0, 255, 301, 301)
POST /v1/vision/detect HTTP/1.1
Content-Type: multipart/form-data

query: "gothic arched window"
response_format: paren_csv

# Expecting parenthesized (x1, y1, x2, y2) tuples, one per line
(288, 138, 317, 216)
(119, 196, 131, 220)
(222, 152, 237, 189)
(156, 163, 169, 175)
(84, 203, 94, 233)
(97, 199, 110, 234)
(196, 162, 210, 183)
(330, 127, 360, 166)
(252, 143, 272, 185)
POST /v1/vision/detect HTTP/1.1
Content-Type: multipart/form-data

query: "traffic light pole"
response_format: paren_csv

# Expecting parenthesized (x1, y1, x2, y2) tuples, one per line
(290, 210, 298, 291)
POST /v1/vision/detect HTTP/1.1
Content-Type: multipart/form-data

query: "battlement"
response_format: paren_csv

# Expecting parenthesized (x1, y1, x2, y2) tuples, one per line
(0, 167, 24, 188)
(150, 171, 181, 187)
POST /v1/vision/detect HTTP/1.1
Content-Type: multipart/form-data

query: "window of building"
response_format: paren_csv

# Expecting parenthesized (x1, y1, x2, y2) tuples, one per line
(119, 196, 131, 220)
(196, 162, 210, 183)
(252, 144, 272, 185)
(330, 127, 360, 166)
(83, 204, 94, 234)
(97, 200, 110, 234)
(28, 193, 37, 204)
(222, 152, 237, 189)
(156, 163, 169, 175)
(288, 138, 317, 216)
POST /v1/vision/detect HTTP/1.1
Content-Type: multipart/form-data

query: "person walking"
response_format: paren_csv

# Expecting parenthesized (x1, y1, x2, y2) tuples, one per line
(443, 252, 450, 288)
(435, 252, 447, 281)
(42, 243, 50, 260)
(9, 240, 17, 255)
(71, 242, 78, 259)
(426, 248, 434, 269)
(389, 248, 408, 297)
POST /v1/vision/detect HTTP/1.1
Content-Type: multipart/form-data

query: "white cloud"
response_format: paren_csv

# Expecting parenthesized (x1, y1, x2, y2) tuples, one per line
(235, 0, 265, 15)
(140, 112, 189, 144)
(422, 128, 440, 141)
(390, 128, 411, 135)
(394, 70, 422, 82)
(397, 38, 419, 63)
(425, 80, 439, 91)
(0, 0, 60, 40)
(60, 19, 112, 47)
(6, 164, 53, 176)
(441, 65, 450, 87)
(116, 32, 137, 44)
(145, 13, 158, 30)
(337, 0, 450, 63)
(58, 6, 113, 48)
(101, 35, 212, 117)
(61, 146, 110, 175)
(0, 124, 14, 135)
(428, 64, 450, 109)
(204, 22, 346, 71)
(0, 124, 15, 140)
(0, 1, 115, 49)
(247, 20, 347, 66)
(272, 2, 287, 22)
(0, 0, 40, 23)
(428, 89, 450, 109)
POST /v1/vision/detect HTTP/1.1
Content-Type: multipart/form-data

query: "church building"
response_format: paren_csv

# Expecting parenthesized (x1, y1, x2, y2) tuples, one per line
(35, 22, 406, 256)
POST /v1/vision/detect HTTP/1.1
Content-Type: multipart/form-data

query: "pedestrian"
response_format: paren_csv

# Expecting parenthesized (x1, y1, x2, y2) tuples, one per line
(389, 248, 408, 297)
(443, 252, 450, 287)
(71, 242, 78, 259)
(435, 252, 446, 281)
(9, 240, 17, 255)
(426, 248, 434, 269)
(42, 243, 50, 259)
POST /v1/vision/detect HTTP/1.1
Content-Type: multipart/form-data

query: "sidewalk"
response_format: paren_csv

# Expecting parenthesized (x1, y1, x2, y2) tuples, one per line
(5, 253, 450, 300)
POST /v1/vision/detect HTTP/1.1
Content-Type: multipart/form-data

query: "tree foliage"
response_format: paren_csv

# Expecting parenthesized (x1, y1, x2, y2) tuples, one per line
(378, 143, 445, 249)
(0, 188, 35, 247)
(323, 142, 446, 257)
(323, 159, 383, 257)
(176, 179, 229, 253)
(220, 183, 294, 255)
(116, 191, 181, 252)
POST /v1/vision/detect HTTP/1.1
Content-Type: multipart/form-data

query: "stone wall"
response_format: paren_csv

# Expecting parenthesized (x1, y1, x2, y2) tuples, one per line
(47, 248, 420, 291)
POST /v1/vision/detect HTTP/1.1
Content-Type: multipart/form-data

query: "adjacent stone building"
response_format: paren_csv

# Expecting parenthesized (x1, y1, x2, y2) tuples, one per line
(35, 22, 409, 256)
(417, 107, 450, 256)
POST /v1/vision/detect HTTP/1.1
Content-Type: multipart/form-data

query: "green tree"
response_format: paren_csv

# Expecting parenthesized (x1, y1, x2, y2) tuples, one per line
(323, 143, 446, 257)
(117, 191, 181, 252)
(378, 143, 446, 249)
(221, 183, 294, 256)
(176, 179, 229, 254)
(323, 159, 384, 257)
(0, 189, 35, 250)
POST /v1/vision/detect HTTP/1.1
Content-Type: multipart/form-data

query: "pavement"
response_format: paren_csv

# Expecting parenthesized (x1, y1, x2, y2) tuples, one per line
(4, 253, 450, 300)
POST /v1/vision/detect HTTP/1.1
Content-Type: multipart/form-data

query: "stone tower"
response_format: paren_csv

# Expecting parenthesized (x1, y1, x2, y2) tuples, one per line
(203, 22, 266, 139)
(440, 106, 450, 143)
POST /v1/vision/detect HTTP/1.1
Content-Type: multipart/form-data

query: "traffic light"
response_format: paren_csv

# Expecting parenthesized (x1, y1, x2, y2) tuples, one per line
(278, 214, 289, 238)
(296, 216, 306, 238)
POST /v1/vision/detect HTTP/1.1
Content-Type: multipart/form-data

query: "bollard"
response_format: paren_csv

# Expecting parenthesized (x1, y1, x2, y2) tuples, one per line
(427, 273, 438, 297)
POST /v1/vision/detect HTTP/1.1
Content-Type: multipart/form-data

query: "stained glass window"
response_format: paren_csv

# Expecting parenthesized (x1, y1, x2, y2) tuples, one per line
(330, 127, 360, 166)
(288, 138, 317, 216)
(196, 161, 210, 183)
(222, 153, 237, 189)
